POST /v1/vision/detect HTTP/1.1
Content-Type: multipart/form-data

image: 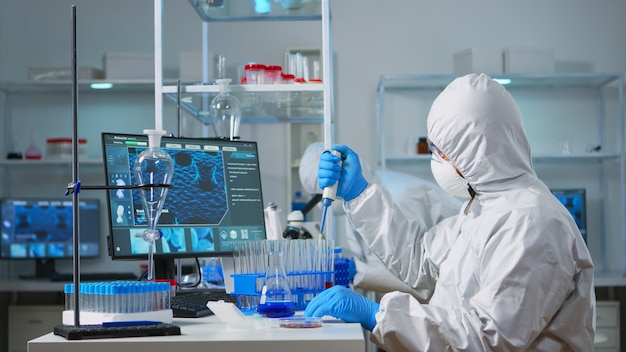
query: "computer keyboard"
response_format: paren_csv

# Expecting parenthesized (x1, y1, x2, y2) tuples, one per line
(49, 272, 138, 282)
(171, 290, 237, 318)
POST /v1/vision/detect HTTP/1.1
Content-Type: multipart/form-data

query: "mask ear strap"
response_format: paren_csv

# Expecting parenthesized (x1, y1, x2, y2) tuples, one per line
(463, 185, 476, 215)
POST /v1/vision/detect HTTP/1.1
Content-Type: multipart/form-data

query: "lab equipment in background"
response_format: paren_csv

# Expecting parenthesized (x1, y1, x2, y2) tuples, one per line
(206, 0, 224, 7)
(210, 78, 242, 140)
(201, 257, 225, 286)
(24, 130, 42, 160)
(278, 0, 307, 10)
(132, 129, 175, 281)
(0, 198, 101, 280)
(319, 150, 343, 235)
(258, 241, 295, 318)
(283, 210, 313, 239)
(551, 188, 587, 243)
(24, 143, 42, 160)
(45, 137, 88, 160)
(283, 193, 321, 239)
(244, 63, 266, 84)
(291, 190, 307, 213)
(417, 137, 429, 154)
(6, 137, 22, 159)
(215, 53, 226, 81)
(264, 202, 283, 240)
(264, 65, 282, 84)
(254, 0, 271, 14)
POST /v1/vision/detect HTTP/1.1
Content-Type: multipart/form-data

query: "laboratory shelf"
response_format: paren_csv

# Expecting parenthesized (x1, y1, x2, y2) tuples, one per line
(188, 0, 322, 22)
(163, 83, 324, 124)
(377, 72, 622, 91)
(0, 159, 103, 166)
(0, 80, 168, 94)
(161, 83, 324, 94)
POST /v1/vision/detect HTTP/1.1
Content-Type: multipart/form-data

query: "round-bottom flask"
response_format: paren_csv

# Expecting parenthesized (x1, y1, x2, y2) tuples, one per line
(257, 243, 295, 318)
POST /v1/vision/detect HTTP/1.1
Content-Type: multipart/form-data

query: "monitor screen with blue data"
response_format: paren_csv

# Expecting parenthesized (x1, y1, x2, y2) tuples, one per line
(551, 188, 587, 243)
(0, 197, 100, 278)
(101, 133, 267, 272)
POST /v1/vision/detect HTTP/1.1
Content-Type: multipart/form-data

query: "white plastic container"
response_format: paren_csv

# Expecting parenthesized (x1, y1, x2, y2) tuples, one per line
(504, 47, 554, 74)
(244, 63, 266, 84)
(46, 138, 87, 159)
(264, 65, 282, 84)
(453, 48, 503, 74)
(104, 52, 154, 79)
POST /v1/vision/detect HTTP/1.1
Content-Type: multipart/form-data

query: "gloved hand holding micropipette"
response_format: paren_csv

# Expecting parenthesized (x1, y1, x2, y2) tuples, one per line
(318, 145, 368, 234)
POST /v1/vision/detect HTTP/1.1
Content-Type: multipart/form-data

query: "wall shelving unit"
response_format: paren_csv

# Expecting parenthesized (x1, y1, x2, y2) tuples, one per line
(153, 0, 335, 234)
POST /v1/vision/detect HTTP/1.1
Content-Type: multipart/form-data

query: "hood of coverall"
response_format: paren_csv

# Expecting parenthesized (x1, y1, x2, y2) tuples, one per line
(426, 73, 536, 194)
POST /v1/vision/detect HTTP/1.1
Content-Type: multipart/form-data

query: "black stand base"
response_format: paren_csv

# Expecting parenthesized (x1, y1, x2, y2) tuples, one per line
(53, 323, 181, 340)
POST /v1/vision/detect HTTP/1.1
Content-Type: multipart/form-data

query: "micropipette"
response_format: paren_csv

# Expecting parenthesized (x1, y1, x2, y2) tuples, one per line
(319, 150, 343, 236)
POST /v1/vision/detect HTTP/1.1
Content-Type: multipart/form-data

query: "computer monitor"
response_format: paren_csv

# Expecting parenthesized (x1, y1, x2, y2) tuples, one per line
(0, 197, 100, 279)
(551, 188, 587, 243)
(101, 132, 267, 279)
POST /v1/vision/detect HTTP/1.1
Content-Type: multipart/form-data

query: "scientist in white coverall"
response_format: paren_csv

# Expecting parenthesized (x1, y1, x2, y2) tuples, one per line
(299, 141, 461, 296)
(304, 73, 595, 351)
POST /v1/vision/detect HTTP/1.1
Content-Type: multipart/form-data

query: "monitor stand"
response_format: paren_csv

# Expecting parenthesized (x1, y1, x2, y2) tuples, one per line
(153, 258, 177, 280)
(18, 258, 58, 280)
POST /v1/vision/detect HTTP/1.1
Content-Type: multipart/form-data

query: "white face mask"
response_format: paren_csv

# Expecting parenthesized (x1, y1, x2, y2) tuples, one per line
(431, 155, 470, 198)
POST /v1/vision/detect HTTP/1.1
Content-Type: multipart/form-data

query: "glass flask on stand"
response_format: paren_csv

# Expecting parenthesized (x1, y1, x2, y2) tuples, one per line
(210, 78, 241, 140)
(133, 129, 174, 280)
(257, 241, 295, 318)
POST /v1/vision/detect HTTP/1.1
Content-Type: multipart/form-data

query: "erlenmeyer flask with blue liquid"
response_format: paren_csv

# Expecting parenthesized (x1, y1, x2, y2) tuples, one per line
(257, 241, 295, 318)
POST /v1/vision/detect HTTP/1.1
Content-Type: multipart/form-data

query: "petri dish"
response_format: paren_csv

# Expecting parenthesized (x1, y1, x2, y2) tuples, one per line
(278, 316, 323, 329)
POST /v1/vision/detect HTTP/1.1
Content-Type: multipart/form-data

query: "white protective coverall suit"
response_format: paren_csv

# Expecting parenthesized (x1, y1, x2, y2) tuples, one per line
(299, 141, 461, 297)
(345, 73, 595, 350)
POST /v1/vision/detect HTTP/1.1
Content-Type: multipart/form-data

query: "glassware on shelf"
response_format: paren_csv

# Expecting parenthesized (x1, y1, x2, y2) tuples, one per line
(24, 130, 42, 160)
(257, 241, 295, 318)
(6, 137, 22, 160)
(132, 129, 175, 280)
(210, 78, 242, 140)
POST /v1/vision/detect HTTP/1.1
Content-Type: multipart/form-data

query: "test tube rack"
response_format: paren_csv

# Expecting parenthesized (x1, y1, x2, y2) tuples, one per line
(61, 281, 173, 325)
(230, 270, 334, 311)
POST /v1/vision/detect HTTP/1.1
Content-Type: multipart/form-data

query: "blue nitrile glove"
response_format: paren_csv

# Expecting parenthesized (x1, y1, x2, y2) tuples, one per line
(304, 285, 379, 331)
(318, 145, 368, 201)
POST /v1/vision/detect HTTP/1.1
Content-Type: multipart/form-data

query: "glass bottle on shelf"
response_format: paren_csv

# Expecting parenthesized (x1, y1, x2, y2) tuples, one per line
(210, 78, 242, 140)
(133, 129, 175, 280)
(257, 241, 295, 318)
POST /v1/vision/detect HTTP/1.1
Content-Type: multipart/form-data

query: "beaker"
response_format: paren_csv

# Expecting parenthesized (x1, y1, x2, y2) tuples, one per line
(257, 241, 295, 318)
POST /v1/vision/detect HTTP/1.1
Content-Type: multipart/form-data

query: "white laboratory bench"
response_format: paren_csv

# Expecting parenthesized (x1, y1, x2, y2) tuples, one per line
(27, 315, 366, 352)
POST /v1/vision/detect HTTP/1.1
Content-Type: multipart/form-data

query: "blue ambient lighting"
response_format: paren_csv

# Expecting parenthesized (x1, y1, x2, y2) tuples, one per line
(90, 82, 114, 90)
(493, 78, 511, 85)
